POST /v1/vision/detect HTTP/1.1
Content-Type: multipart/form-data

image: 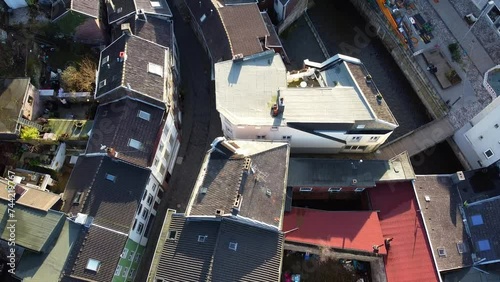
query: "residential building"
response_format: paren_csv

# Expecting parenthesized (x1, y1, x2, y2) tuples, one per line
(3, 0, 28, 9)
(2, 168, 58, 191)
(0, 78, 42, 140)
(454, 95, 500, 169)
(0, 177, 61, 211)
(414, 164, 500, 280)
(147, 137, 290, 281)
(95, 30, 181, 128)
(182, 0, 287, 77)
(105, 0, 172, 26)
(215, 51, 398, 153)
(51, 0, 106, 45)
(61, 155, 163, 282)
(273, 0, 308, 33)
(86, 97, 179, 182)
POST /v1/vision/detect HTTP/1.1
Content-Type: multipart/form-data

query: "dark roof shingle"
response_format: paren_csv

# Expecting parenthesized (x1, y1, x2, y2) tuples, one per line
(106, 0, 136, 24)
(86, 98, 164, 167)
(218, 4, 269, 56)
(135, 0, 172, 16)
(71, 0, 100, 18)
(131, 17, 174, 48)
(62, 155, 150, 233)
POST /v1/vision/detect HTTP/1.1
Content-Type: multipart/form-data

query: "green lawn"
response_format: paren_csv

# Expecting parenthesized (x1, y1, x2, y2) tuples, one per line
(47, 119, 93, 139)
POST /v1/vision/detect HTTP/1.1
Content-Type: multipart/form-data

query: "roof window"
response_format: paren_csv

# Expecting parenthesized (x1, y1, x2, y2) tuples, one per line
(168, 230, 177, 240)
(148, 62, 163, 77)
(99, 79, 106, 89)
(478, 240, 491, 251)
(198, 235, 207, 242)
(128, 138, 143, 150)
(105, 173, 116, 182)
(86, 258, 101, 272)
(484, 149, 494, 159)
(229, 242, 238, 251)
(150, 1, 162, 7)
(101, 55, 109, 65)
(137, 110, 151, 121)
(471, 214, 483, 226)
(437, 247, 447, 258)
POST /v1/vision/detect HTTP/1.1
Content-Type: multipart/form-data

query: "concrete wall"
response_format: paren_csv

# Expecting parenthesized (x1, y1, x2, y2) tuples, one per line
(278, 0, 308, 34)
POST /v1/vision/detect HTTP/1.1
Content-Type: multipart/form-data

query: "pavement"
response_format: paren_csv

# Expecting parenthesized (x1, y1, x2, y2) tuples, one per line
(135, 2, 222, 280)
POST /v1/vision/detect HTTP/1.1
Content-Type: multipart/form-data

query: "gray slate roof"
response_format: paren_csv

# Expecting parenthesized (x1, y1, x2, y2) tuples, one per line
(86, 98, 164, 168)
(186, 140, 290, 228)
(288, 157, 414, 188)
(154, 215, 284, 282)
(107, 0, 172, 24)
(95, 34, 168, 105)
(130, 16, 174, 49)
(135, 0, 172, 16)
(62, 155, 150, 233)
(72, 0, 100, 17)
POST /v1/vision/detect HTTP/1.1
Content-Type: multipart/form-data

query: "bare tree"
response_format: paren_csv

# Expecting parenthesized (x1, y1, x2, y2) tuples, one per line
(60, 57, 96, 92)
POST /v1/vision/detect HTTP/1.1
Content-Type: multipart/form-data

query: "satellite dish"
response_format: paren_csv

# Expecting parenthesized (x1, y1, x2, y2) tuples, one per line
(100, 144, 107, 150)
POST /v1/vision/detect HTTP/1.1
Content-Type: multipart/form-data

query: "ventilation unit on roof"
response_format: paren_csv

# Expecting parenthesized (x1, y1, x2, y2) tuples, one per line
(424, 195, 431, 202)
(352, 179, 358, 185)
(200, 187, 208, 194)
(457, 242, 466, 254)
(215, 209, 224, 216)
(437, 247, 447, 258)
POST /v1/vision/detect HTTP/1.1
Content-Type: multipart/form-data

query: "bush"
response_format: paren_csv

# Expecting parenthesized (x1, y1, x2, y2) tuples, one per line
(448, 43, 462, 63)
(20, 127, 40, 140)
(60, 57, 96, 92)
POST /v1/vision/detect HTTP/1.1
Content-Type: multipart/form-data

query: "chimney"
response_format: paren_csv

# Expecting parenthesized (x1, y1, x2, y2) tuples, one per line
(121, 23, 132, 36)
(271, 104, 279, 117)
(215, 209, 224, 217)
(452, 171, 465, 184)
(384, 238, 393, 250)
(278, 97, 285, 114)
(242, 157, 252, 174)
(232, 53, 244, 62)
(106, 147, 118, 158)
(137, 9, 147, 20)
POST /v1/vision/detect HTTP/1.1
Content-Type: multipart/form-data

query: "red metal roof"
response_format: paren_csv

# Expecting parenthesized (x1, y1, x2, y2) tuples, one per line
(283, 207, 386, 254)
(369, 182, 439, 282)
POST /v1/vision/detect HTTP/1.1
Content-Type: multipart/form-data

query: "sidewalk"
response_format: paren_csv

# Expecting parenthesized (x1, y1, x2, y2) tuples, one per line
(426, 0, 495, 75)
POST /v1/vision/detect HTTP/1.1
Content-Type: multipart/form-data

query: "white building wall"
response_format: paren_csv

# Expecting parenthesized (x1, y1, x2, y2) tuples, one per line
(454, 96, 500, 169)
(128, 174, 162, 246)
(150, 112, 180, 183)
(221, 115, 391, 153)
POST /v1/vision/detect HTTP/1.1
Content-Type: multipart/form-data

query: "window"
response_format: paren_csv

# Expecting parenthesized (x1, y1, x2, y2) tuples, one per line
(99, 79, 106, 89)
(148, 62, 164, 77)
(198, 235, 207, 242)
(477, 240, 491, 251)
(229, 242, 238, 251)
(300, 187, 313, 192)
(168, 230, 177, 240)
(136, 222, 144, 234)
(169, 132, 176, 146)
(282, 135, 292, 140)
(344, 145, 367, 151)
(134, 253, 141, 263)
(159, 143, 164, 152)
(354, 188, 365, 192)
(152, 184, 157, 192)
(147, 194, 154, 205)
(72, 192, 83, 205)
(256, 135, 266, 139)
(128, 138, 143, 150)
(153, 157, 159, 167)
(117, 7, 123, 13)
(85, 259, 101, 272)
(328, 187, 342, 192)
(456, 242, 466, 254)
(150, 1, 162, 7)
(471, 214, 484, 226)
(484, 149, 494, 159)
(114, 265, 122, 276)
(120, 248, 129, 259)
(102, 55, 109, 65)
(128, 268, 136, 278)
(132, 219, 137, 230)
(105, 173, 116, 182)
(128, 250, 135, 261)
(142, 190, 147, 200)
(369, 136, 379, 142)
(122, 267, 128, 277)
(137, 204, 142, 215)
(271, 126, 279, 131)
(142, 208, 149, 219)
(137, 110, 151, 121)
(159, 164, 167, 177)
(351, 136, 362, 142)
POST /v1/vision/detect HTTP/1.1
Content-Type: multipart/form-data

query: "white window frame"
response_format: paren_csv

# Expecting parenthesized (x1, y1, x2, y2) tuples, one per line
(142, 208, 149, 219)
(128, 138, 143, 150)
(351, 136, 362, 142)
(150, 1, 162, 7)
(198, 235, 207, 242)
(354, 188, 365, 192)
(148, 62, 164, 77)
(120, 248, 129, 258)
(137, 110, 151, 121)
(229, 242, 238, 251)
(299, 187, 313, 192)
(153, 157, 159, 167)
(102, 55, 110, 65)
(484, 149, 494, 159)
(328, 187, 342, 192)
(136, 222, 144, 234)
(114, 265, 122, 276)
(122, 266, 128, 278)
(168, 230, 177, 240)
(147, 194, 154, 205)
(105, 173, 116, 182)
(99, 79, 106, 89)
(85, 258, 101, 272)
(369, 136, 380, 142)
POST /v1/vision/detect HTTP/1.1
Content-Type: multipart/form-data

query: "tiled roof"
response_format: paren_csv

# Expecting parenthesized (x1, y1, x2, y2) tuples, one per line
(135, 0, 172, 16)
(218, 3, 269, 56)
(71, 0, 100, 18)
(67, 225, 128, 282)
(283, 208, 386, 254)
(261, 12, 282, 48)
(287, 158, 414, 188)
(369, 182, 439, 282)
(154, 214, 284, 282)
(131, 17, 174, 48)
(0, 201, 65, 253)
(86, 98, 164, 168)
(414, 175, 473, 271)
(62, 155, 150, 233)
(185, 0, 232, 63)
(186, 139, 289, 228)
(95, 34, 168, 104)
(0, 78, 30, 134)
(106, 0, 136, 24)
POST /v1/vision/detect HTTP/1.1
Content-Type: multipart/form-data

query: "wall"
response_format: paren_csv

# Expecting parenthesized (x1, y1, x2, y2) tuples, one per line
(220, 114, 392, 153)
(277, 0, 308, 34)
(128, 174, 162, 246)
(151, 111, 180, 183)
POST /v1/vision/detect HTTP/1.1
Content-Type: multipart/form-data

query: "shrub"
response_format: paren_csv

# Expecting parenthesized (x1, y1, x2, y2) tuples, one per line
(20, 127, 40, 140)
(60, 57, 96, 92)
(448, 43, 462, 63)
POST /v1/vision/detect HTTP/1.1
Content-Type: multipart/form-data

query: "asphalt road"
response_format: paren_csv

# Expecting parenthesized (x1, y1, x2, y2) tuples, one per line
(135, 1, 222, 280)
